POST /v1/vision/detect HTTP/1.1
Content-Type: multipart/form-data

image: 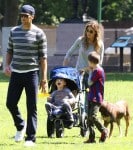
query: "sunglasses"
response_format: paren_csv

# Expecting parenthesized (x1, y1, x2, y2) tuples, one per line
(20, 14, 29, 18)
(86, 29, 95, 34)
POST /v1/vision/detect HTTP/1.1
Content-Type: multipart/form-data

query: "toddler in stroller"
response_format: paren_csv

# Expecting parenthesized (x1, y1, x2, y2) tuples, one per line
(45, 78, 76, 127)
(45, 67, 88, 138)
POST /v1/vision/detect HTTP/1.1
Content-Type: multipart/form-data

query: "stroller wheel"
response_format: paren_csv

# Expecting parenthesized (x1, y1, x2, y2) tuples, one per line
(55, 120, 64, 138)
(80, 113, 88, 137)
(47, 117, 54, 138)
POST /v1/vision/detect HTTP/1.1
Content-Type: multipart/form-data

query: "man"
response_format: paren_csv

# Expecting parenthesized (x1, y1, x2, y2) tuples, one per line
(4, 5, 47, 146)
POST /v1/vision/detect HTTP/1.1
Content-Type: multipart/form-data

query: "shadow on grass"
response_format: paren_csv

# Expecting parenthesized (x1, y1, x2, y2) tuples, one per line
(37, 135, 79, 145)
(106, 73, 133, 81)
(1, 70, 133, 82)
(0, 143, 15, 146)
(39, 141, 76, 145)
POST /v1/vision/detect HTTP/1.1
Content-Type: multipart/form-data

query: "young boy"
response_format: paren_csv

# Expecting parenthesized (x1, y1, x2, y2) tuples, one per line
(45, 78, 76, 124)
(84, 51, 108, 143)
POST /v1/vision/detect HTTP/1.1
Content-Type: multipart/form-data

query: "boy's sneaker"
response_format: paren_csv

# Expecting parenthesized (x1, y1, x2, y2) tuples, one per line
(15, 122, 26, 142)
(99, 128, 108, 143)
(84, 139, 96, 144)
(24, 140, 35, 147)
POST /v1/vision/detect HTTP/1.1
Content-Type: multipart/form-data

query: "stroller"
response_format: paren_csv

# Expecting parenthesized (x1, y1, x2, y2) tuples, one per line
(46, 66, 88, 138)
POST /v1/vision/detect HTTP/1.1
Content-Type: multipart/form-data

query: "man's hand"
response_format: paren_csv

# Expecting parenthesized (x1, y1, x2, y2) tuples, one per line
(4, 66, 11, 77)
(39, 80, 48, 93)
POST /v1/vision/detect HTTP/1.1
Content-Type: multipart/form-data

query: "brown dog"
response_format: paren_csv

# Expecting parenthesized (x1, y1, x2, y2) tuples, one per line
(99, 100, 130, 138)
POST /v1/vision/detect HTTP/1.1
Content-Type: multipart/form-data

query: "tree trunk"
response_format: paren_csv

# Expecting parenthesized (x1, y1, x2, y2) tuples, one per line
(3, 0, 19, 27)
(88, 0, 98, 19)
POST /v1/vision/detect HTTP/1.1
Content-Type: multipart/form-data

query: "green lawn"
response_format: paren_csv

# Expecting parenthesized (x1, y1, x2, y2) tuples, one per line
(0, 71, 133, 150)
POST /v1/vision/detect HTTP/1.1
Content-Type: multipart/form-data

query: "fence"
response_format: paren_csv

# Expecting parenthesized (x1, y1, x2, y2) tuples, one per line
(1, 25, 133, 72)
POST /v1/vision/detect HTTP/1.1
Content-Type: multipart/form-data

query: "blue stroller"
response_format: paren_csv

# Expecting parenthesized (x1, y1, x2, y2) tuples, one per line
(46, 66, 88, 138)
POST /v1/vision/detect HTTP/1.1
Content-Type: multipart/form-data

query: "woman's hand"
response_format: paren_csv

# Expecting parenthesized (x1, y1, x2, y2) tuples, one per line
(79, 67, 89, 74)
(63, 58, 69, 66)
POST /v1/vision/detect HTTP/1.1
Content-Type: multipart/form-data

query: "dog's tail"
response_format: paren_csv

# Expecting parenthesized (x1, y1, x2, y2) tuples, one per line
(124, 103, 130, 136)
(125, 103, 130, 121)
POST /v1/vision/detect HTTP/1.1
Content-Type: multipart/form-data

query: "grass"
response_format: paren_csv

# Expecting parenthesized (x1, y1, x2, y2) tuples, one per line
(0, 71, 133, 149)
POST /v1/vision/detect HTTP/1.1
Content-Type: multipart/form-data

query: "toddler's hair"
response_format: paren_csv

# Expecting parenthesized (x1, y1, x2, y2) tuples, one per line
(88, 51, 100, 64)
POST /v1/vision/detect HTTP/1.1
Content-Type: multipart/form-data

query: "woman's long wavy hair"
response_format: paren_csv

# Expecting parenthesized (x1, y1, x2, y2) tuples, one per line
(83, 20, 104, 53)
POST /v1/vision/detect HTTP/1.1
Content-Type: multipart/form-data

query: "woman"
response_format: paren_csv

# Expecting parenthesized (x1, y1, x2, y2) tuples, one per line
(63, 20, 104, 71)
(63, 20, 104, 130)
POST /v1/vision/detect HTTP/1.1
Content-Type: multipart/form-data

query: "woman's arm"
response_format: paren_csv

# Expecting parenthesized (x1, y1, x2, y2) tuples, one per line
(63, 37, 82, 66)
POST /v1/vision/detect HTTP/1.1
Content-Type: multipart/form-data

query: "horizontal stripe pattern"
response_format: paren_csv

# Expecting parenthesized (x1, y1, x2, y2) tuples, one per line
(7, 24, 47, 73)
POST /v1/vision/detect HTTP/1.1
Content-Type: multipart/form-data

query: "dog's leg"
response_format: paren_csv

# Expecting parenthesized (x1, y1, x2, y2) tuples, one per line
(116, 120, 122, 137)
(104, 121, 109, 128)
(124, 114, 129, 136)
(103, 121, 110, 138)
(109, 122, 113, 138)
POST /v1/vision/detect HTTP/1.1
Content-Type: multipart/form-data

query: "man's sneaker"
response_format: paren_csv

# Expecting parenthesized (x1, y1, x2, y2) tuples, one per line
(84, 139, 96, 144)
(49, 115, 54, 121)
(24, 140, 35, 147)
(15, 123, 26, 142)
(99, 129, 108, 142)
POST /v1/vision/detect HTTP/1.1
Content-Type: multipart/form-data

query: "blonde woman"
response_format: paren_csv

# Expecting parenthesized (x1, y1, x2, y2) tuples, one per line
(63, 20, 104, 71)
(63, 20, 104, 137)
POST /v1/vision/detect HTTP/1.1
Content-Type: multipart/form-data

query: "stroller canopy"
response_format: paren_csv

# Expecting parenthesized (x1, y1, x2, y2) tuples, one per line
(49, 66, 80, 92)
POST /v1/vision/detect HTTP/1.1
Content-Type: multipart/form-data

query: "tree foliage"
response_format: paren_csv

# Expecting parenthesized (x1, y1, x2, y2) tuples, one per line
(20, 0, 72, 25)
(103, 0, 133, 21)
(0, 0, 19, 27)
(0, 0, 133, 27)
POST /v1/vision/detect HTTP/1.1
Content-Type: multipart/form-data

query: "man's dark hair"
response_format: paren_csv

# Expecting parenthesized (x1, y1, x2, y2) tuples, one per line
(88, 51, 100, 64)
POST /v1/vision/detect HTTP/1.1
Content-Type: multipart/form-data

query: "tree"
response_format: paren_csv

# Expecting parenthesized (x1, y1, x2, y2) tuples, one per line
(0, 0, 133, 27)
(0, 0, 19, 27)
(102, 0, 133, 21)
(20, 0, 72, 25)
(88, 0, 98, 19)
